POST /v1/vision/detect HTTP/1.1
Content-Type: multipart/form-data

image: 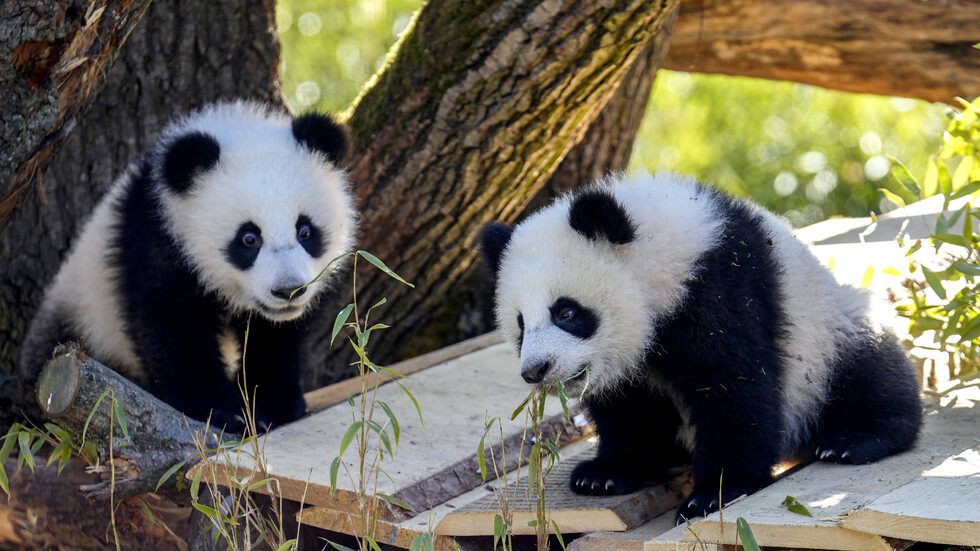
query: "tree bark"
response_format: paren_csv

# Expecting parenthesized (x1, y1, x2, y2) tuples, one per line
(0, 0, 152, 224)
(663, 0, 980, 104)
(319, 0, 681, 380)
(0, 0, 282, 383)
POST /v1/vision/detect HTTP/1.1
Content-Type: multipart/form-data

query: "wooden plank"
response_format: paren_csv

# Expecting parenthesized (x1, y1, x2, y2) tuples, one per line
(646, 382, 979, 551)
(435, 445, 693, 537)
(843, 441, 980, 545)
(566, 510, 677, 551)
(190, 341, 589, 522)
(304, 331, 504, 413)
(301, 507, 459, 551)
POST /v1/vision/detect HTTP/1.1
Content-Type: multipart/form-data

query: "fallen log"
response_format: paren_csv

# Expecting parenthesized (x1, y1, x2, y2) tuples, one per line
(36, 342, 222, 501)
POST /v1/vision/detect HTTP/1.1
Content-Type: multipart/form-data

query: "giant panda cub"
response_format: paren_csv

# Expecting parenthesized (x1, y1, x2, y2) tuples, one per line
(480, 172, 922, 522)
(19, 101, 356, 430)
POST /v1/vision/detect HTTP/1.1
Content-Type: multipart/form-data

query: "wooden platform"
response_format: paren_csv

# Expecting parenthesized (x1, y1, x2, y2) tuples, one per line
(191, 199, 980, 550)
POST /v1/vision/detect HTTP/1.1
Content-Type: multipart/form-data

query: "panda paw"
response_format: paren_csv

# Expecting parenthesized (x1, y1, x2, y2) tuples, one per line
(814, 430, 884, 464)
(675, 484, 762, 525)
(569, 459, 643, 496)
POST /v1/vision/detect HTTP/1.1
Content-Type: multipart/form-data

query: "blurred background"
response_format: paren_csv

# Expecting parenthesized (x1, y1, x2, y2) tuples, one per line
(277, 0, 947, 228)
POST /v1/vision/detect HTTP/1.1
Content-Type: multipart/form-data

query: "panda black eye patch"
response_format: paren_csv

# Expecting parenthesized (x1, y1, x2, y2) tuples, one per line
(226, 222, 262, 270)
(296, 214, 324, 257)
(550, 297, 598, 338)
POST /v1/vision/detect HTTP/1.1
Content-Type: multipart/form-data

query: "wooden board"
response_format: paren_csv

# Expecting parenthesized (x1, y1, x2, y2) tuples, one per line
(304, 332, 504, 413)
(435, 445, 693, 536)
(190, 340, 589, 522)
(645, 382, 980, 551)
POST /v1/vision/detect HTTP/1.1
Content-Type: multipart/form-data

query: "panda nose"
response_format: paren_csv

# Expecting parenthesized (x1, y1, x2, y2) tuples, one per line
(521, 361, 550, 384)
(271, 286, 306, 301)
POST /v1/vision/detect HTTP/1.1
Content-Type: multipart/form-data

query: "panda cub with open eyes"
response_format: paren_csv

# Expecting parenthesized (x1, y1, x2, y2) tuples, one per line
(18, 101, 356, 430)
(480, 172, 922, 522)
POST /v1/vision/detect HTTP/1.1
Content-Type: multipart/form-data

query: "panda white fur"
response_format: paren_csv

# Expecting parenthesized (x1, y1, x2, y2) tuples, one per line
(480, 172, 922, 522)
(18, 101, 356, 430)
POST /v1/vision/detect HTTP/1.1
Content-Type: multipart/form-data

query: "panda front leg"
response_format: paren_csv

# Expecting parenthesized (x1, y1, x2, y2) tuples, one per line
(237, 315, 307, 428)
(571, 386, 689, 495)
(675, 388, 782, 524)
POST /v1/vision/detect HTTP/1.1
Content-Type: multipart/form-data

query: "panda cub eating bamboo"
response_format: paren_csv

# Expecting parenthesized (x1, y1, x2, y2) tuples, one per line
(479, 172, 922, 522)
(19, 101, 356, 430)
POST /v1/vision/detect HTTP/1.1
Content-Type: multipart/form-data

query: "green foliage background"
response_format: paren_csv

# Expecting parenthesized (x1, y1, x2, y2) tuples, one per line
(278, 0, 947, 227)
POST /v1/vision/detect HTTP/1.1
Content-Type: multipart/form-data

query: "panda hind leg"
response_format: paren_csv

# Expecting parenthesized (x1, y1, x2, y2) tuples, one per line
(815, 329, 922, 464)
(571, 389, 689, 496)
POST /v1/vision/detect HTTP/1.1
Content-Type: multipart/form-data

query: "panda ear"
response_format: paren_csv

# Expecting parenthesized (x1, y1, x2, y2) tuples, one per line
(161, 132, 221, 195)
(478, 222, 514, 279)
(568, 189, 637, 244)
(292, 112, 350, 164)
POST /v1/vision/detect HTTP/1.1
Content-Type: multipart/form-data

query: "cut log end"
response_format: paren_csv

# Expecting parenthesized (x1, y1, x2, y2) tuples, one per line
(37, 352, 82, 417)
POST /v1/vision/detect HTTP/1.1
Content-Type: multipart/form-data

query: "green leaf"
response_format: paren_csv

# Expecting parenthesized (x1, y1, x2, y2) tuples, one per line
(959, 316, 980, 342)
(377, 492, 416, 513)
(357, 250, 414, 287)
(736, 517, 762, 551)
(0, 427, 19, 464)
(882, 267, 902, 276)
(950, 180, 980, 200)
(953, 261, 980, 276)
(952, 156, 975, 190)
(18, 432, 34, 473)
(329, 456, 341, 497)
(878, 187, 906, 209)
(860, 265, 874, 288)
(156, 458, 191, 491)
(338, 421, 363, 458)
(366, 419, 393, 457)
(477, 418, 497, 482)
(0, 463, 8, 496)
(493, 514, 505, 550)
(46, 440, 72, 468)
(553, 520, 567, 550)
(377, 401, 400, 448)
(510, 392, 532, 421)
(366, 537, 384, 551)
(44, 423, 72, 444)
(190, 466, 202, 501)
(922, 267, 948, 300)
(276, 539, 298, 551)
(326, 541, 357, 551)
(933, 233, 971, 248)
(191, 502, 218, 519)
(331, 303, 355, 346)
(555, 379, 570, 419)
(113, 398, 129, 442)
(359, 322, 391, 349)
(782, 495, 813, 516)
(397, 382, 424, 430)
(82, 390, 111, 445)
(922, 159, 939, 197)
(889, 156, 922, 197)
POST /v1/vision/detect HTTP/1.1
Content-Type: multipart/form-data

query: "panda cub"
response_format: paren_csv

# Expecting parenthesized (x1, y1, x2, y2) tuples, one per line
(480, 172, 922, 522)
(19, 101, 356, 430)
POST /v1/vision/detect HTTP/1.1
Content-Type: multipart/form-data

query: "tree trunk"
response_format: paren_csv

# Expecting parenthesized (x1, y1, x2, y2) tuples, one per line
(0, 0, 152, 224)
(0, 0, 282, 386)
(318, 0, 681, 381)
(663, 0, 980, 104)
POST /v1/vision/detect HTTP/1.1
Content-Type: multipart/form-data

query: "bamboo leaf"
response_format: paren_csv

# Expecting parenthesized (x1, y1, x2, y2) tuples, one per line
(555, 379, 570, 419)
(878, 187, 906, 209)
(0, 463, 8, 496)
(276, 539, 297, 551)
(922, 267, 948, 300)
(782, 495, 813, 516)
(338, 421, 363, 458)
(113, 398, 129, 442)
(157, 458, 191, 490)
(553, 520, 567, 550)
(17, 432, 34, 473)
(357, 250, 414, 287)
(951, 180, 980, 200)
(860, 265, 874, 288)
(326, 541, 357, 551)
(882, 267, 902, 276)
(82, 390, 110, 445)
(736, 517, 762, 551)
(889, 156, 922, 196)
(510, 392, 532, 421)
(0, 427, 18, 464)
(366, 537, 383, 551)
(477, 417, 497, 482)
(377, 492, 416, 513)
(493, 514, 505, 550)
(190, 466, 202, 501)
(331, 303, 355, 346)
(377, 401, 400, 448)
(329, 456, 341, 497)
(397, 382, 424, 430)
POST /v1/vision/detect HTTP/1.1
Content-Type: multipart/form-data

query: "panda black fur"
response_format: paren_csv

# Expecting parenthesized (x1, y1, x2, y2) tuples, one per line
(18, 101, 356, 430)
(480, 172, 922, 522)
